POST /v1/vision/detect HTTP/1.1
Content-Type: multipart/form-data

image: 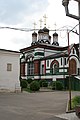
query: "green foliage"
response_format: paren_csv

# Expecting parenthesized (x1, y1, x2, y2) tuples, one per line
(52, 81, 63, 90)
(39, 80, 48, 87)
(23, 87, 32, 93)
(71, 96, 80, 109)
(20, 79, 28, 88)
(39, 80, 43, 87)
(30, 81, 40, 91)
(27, 78, 33, 84)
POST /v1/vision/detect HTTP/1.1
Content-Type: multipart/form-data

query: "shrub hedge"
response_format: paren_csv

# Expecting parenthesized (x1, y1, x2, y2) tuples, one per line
(52, 81, 63, 90)
(39, 80, 48, 87)
(27, 78, 33, 84)
(30, 81, 40, 91)
(20, 79, 28, 88)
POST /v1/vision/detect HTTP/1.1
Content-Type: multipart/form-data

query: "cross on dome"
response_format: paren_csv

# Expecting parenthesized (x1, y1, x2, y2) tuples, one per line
(33, 22, 37, 32)
(43, 14, 47, 27)
(39, 19, 43, 29)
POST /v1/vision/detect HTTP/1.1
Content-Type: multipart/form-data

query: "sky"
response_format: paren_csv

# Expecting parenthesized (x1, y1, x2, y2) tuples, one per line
(0, 0, 79, 51)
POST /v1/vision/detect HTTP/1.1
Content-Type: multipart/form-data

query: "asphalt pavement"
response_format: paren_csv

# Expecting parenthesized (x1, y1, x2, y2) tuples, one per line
(0, 91, 79, 120)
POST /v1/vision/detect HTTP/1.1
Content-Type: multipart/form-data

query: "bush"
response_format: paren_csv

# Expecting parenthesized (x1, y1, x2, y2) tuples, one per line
(27, 78, 33, 84)
(39, 80, 43, 87)
(30, 81, 40, 91)
(52, 81, 63, 90)
(39, 80, 48, 87)
(20, 79, 28, 88)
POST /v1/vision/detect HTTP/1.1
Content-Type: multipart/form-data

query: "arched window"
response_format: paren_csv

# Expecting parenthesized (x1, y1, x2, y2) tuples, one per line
(53, 64, 59, 74)
(50, 60, 59, 74)
(69, 59, 76, 75)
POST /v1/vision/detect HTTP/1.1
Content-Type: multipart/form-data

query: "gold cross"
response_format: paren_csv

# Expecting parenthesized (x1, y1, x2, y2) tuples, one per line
(33, 22, 37, 31)
(39, 19, 43, 29)
(43, 14, 47, 27)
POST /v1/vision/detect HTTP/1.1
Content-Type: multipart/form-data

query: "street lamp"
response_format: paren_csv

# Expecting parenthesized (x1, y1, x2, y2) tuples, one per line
(62, 0, 80, 110)
(62, 0, 80, 20)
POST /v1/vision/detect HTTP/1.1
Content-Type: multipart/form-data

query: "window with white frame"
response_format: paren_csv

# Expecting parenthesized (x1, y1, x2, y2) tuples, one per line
(27, 62, 34, 75)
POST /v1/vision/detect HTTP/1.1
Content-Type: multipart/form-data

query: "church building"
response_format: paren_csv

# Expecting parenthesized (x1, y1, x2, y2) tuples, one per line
(20, 25, 79, 87)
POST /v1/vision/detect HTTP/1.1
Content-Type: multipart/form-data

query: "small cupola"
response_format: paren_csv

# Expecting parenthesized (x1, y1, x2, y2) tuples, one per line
(43, 27, 49, 33)
(31, 22, 37, 45)
(31, 31, 37, 45)
(32, 31, 37, 37)
(42, 27, 49, 41)
(38, 29, 44, 41)
(38, 29, 44, 34)
(52, 32, 59, 46)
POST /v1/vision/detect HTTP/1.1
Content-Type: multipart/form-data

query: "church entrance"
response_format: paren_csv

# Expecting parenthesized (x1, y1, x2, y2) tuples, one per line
(69, 59, 76, 75)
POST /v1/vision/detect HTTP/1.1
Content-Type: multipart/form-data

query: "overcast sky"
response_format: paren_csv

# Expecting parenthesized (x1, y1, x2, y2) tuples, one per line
(0, 0, 79, 51)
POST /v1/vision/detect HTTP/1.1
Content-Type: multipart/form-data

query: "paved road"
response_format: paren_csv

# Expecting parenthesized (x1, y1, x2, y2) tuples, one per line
(0, 91, 79, 120)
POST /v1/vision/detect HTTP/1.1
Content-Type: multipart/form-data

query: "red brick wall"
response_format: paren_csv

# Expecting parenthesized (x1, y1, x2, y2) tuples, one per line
(34, 60, 40, 75)
(20, 63, 25, 76)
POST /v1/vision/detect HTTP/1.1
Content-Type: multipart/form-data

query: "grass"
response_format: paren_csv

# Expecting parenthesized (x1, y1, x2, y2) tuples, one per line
(22, 87, 32, 93)
(71, 96, 80, 110)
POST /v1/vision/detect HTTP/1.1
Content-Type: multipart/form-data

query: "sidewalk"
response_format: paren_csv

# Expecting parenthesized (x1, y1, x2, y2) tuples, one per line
(57, 112, 80, 120)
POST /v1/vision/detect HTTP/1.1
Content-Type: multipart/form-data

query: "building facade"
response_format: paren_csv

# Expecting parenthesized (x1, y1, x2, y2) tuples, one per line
(20, 27, 79, 84)
(0, 49, 21, 92)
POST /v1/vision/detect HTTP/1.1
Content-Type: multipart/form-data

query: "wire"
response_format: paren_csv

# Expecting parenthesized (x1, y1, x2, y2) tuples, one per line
(0, 26, 39, 32)
(68, 23, 79, 34)
(0, 24, 79, 35)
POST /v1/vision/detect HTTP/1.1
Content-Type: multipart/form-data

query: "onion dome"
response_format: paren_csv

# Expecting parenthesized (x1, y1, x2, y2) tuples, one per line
(43, 27, 49, 33)
(38, 29, 44, 33)
(32, 31, 37, 37)
(32, 31, 37, 45)
(52, 32, 59, 46)
(53, 32, 58, 37)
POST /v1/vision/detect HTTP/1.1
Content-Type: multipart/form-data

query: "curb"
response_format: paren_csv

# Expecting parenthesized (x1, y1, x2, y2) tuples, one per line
(66, 98, 75, 113)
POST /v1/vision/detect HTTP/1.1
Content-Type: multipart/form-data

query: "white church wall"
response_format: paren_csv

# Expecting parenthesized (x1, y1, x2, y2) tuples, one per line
(52, 75, 64, 81)
(25, 63, 27, 76)
(41, 75, 65, 81)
